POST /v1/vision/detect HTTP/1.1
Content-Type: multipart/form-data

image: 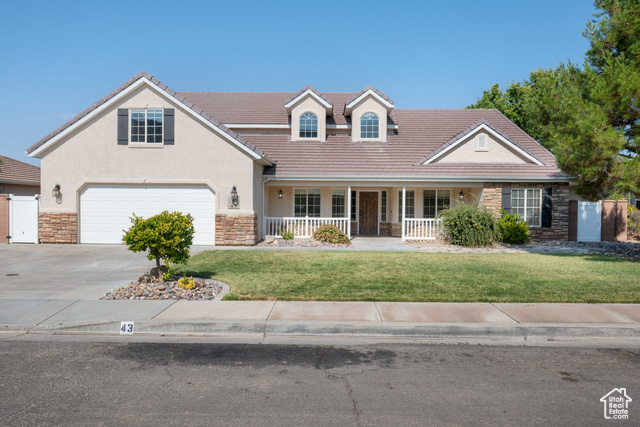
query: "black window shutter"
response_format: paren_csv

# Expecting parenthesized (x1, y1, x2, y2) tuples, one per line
(117, 109, 128, 145)
(501, 188, 511, 214)
(542, 187, 553, 227)
(164, 109, 175, 145)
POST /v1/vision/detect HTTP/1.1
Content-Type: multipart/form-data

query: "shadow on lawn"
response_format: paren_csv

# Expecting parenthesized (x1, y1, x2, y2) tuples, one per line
(528, 252, 637, 264)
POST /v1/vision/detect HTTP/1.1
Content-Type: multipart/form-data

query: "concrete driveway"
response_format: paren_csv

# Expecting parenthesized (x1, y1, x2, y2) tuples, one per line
(0, 244, 214, 300)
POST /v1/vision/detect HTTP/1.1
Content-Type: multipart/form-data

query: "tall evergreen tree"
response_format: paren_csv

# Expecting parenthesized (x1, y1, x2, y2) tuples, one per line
(468, 0, 640, 199)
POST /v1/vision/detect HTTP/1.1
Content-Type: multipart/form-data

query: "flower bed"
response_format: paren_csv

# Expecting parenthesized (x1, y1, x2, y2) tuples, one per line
(101, 274, 224, 300)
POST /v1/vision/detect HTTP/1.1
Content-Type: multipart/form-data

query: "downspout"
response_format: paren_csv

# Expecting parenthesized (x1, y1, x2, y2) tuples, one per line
(262, 176, 270, 240)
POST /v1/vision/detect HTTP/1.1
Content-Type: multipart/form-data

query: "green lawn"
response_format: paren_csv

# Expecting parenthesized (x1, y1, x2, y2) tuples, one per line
(175, 251, 640, 303)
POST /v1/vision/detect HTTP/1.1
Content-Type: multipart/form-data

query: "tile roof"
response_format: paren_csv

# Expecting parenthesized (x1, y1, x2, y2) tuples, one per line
(245, 109, 566, 179)
(26, 72, 267, 160)
(345, 85, 395, 107)
(0, 155, 40, 184)
(418, 118, 545, 165)
(284, 86, 334, 106)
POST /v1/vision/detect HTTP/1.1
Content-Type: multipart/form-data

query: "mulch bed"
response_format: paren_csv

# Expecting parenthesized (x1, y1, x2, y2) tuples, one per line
(101, 274, 222, 300)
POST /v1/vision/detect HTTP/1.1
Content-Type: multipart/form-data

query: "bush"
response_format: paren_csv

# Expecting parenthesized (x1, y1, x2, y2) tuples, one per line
(439, 203, 499, 247)
(628, 205, 640, 238)
(278, 226, 294, 240)
(123, 210, 195, 284)
(498, 211, 531, 244)
(312, 224, 351, 244)
(178, 276, 196, 290)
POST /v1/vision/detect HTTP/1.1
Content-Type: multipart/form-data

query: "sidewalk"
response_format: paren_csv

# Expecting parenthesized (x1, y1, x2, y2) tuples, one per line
(2, 299, 640, 345)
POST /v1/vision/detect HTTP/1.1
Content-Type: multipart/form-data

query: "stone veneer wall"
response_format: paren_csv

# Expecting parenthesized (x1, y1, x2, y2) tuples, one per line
(39, 212, 78, 244)
(379, 222, 391, 236)
(391, 223, 402, 237)
(482, 182, 570, 241)
(215, 213, 258, 246)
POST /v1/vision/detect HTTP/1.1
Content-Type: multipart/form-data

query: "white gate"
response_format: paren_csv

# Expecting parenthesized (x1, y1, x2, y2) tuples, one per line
(577, 201, 601, 242)
(9, 194, 39, 244)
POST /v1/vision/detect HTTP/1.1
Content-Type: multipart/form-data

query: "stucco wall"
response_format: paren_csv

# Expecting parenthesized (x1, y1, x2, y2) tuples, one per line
(290, 96, 327, 142)
(435, 131, 532, 164)
(38, 85, 259, 216)
(350, 96, 388, 143)
(0, 183, 40, 196)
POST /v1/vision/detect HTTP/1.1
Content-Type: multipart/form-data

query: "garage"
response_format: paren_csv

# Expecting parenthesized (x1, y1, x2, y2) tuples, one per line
(79, 185, 215, 245)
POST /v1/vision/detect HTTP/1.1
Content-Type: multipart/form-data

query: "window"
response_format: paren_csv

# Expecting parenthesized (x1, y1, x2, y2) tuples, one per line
(332, 189, 346, 218)
(294, 188, 321, 217)
(0, 187, 4, 194)
(477, 135, 487, 150)
(398, 190, 415, 222)
(351, 191, 357, 221)
(361, 113, 379, 139)
(299, 112, 318, 138)
(512, 189, 541, 226)
(131, 109, 163, 143)
(381, 191, 387, 222)
(423, 189, 451, 218)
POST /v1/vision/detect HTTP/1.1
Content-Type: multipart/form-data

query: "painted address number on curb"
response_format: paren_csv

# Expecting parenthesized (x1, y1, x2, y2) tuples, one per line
(120, 321, 134, 334)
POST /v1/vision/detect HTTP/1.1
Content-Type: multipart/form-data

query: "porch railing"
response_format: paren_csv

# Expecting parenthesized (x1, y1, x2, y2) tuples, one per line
(403, 218, 442, 240)
(265, 217, 349, 238)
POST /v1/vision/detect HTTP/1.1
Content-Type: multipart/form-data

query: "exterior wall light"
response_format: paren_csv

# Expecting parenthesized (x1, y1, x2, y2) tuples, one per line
(53, 184, 61, 198)
(459, 191, 464, 201)
(230, 186, 239, 208)
(278, 189, 283, 199)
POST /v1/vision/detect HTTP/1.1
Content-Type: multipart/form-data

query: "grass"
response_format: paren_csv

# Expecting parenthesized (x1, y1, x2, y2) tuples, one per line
(175, 251, 640, 303)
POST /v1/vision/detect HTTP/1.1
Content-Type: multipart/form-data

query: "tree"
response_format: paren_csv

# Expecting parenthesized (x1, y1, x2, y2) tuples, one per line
(122, 211, 195, 284)
(467, 0, 640, 199)
(584, 0, 640, 195)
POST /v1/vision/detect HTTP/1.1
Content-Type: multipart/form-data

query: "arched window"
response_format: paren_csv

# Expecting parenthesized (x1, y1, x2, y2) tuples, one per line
(361, 113, 379, 138)
(299, 112, 318, 138)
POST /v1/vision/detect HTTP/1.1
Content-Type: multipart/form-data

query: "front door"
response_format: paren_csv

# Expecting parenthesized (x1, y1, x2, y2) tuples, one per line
(359, 192, 378, 235)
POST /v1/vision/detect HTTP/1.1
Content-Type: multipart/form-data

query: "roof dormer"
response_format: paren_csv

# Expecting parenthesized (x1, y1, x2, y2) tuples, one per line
(346, 86, 394, 142)
(285, 86, 333, 142)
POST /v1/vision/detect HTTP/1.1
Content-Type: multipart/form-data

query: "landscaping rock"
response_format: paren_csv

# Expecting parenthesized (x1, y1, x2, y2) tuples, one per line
(101, 274, 224, 301)
(257, 238, 351, 248)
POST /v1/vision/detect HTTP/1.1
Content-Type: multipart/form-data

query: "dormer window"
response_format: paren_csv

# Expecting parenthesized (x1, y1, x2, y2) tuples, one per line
(299, 112, 318, 138)
(361, 113, 379, 139)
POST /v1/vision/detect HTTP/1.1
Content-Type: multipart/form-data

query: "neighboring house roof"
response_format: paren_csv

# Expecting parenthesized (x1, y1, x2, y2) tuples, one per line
(26, 72, 273, 165)
(0, 155, 40, 185)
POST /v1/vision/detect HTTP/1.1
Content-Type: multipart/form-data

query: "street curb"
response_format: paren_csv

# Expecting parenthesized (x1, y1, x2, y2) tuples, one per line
(10, 320, 640, 343)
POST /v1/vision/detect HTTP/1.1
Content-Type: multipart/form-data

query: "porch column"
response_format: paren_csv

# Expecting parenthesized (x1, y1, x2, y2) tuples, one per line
(402, 186, 406, 241)
(347, 185, 351, 238)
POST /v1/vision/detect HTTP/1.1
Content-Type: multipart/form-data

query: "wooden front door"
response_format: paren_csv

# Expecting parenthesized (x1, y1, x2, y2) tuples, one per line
(359, 192, 378, 235)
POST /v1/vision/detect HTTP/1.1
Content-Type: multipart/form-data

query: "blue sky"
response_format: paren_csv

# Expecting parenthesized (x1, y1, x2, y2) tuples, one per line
(0, 0, 596, 166)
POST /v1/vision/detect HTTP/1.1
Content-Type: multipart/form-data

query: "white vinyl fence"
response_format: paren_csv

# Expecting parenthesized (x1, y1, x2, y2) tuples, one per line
(265, 217, 349, 238)
(403, 218, 442, 241)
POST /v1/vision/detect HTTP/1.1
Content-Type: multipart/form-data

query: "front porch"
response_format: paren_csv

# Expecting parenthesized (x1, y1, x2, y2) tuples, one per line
(262, 183, 484, 241)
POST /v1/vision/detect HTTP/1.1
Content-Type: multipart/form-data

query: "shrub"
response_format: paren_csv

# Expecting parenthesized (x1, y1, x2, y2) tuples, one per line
(312, 224, 351, 244)
(498, 211, 531, 244)
(178, 276, 196, 290)
(223, 293, 239, 301)
(628, 205, 640, 238)
(439, 203, 499, 247)
(123, 210, 195, 284)
(278, 226, 294, 240)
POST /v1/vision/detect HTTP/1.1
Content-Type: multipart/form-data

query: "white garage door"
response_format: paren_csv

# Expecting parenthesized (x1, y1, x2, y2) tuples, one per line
(80, 185, 215, 245)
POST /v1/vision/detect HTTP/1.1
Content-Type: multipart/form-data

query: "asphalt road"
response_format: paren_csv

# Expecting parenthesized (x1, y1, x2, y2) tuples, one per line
(1, 341, 638, 426)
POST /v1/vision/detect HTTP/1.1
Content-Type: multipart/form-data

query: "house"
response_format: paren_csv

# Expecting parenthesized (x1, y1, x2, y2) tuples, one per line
(0, 156, 40, 244)
(26, 72, 570, 245)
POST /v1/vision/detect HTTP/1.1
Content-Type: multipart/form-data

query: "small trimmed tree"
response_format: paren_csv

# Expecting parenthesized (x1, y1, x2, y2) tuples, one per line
(123, 211, 195, 283)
